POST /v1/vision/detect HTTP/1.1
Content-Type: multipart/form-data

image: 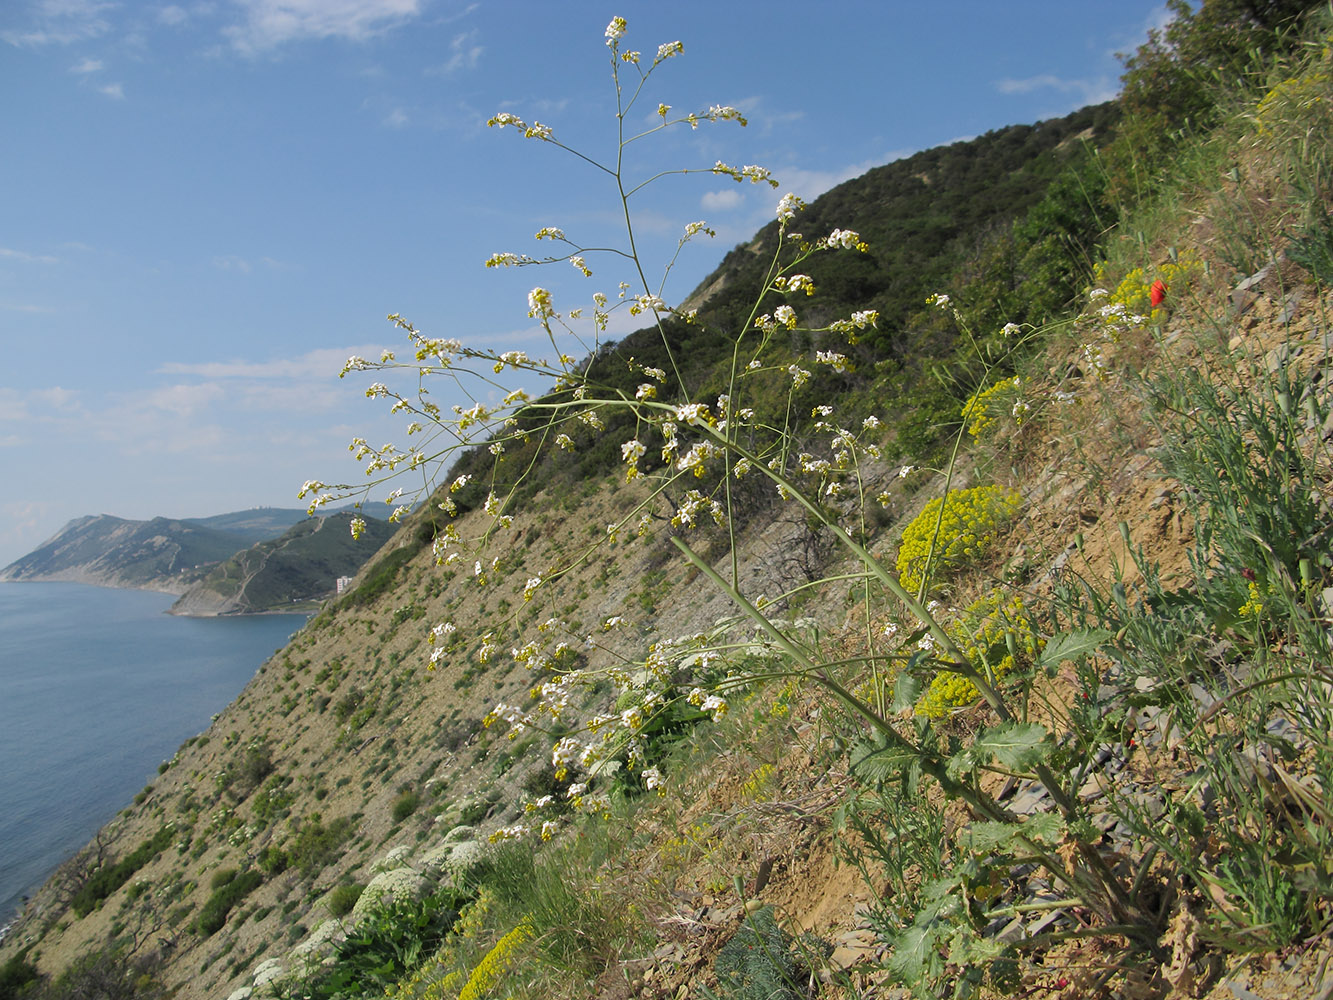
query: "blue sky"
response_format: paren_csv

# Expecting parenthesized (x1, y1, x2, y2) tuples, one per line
(0, 0, 1170, 567)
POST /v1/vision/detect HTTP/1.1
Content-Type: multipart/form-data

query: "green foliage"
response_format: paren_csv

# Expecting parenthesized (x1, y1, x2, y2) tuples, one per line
(288, 813, 356, 878)
(69, 825, 176, 917)
(257, 846, 288, 875)
(25, 946, 168, 1000)
(195, 869, 263, 937)
(1146, 361, 1332, 587)
(0, 952, 38, 1000)
(327, 883, 364, 918)
(392, 789, 421, 823)
(252, 775, 296, 823)
(293, 889, 471, 999)
(1106, 0, 1323, 203)
(704, 906, 819, 1000)
(1285, 211, 1333, 282)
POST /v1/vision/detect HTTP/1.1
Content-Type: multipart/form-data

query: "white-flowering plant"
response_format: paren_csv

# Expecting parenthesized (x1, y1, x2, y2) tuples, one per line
(305, 21, 1148, 971)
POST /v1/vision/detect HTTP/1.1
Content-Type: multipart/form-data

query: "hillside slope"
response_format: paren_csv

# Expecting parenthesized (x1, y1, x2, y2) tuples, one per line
(4, 7, 1333, 1000)
(168, 513, 395, 616)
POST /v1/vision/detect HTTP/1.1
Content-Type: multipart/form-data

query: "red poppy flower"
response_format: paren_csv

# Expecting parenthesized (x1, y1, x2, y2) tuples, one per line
(1150, 279, 1167, 307)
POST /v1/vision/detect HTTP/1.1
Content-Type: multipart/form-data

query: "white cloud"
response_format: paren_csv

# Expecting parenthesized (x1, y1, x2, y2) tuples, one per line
(213, 254, 288, 271)
(70, 57, 103, 72)
(213, 254, 252, 272)
(701, 189, 742, 211)
(383, 107, 408, 128)
(425, 28, 482, 75)
(0, 247, 59, 264)
(225, 0, 423, 53)
(140, 381, 226, 417)
(158, 4, 189, 26)
(2, 0, 114, 46)
(995, 73, 1116, 107)
(0, 501, 54, 558)
(772, 160, 878, 203)
(99, 81, 125, 99)
(0, 385, 80, 422)
(156, 344, 394, 380)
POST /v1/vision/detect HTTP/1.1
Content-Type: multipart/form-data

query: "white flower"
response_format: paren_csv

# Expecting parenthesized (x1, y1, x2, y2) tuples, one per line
(674, 402, 709, 425)
(605, 16, 626, 43)
(776, 192, 805, 222)
(701, 694, 729, 720)
(527, 287, 554, 318)
(827, 228, 863, 250)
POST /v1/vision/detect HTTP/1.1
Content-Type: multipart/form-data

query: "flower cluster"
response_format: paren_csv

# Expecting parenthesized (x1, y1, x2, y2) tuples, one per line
(962, 376, 1024, 440)
(895, 485, 1022, 595)
(912, 593, 1041, 718)
(457, 918, 534, 1000)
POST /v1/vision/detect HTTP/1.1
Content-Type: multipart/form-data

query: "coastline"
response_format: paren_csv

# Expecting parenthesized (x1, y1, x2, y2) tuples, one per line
(0, 583, 309, 936)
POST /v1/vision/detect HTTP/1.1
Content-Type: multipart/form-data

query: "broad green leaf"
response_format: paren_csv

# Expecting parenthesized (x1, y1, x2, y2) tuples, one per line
(965, 820, 1029, 852)
(973, 721, 1050, 771)
(1021, 811, 1064, 843)
(1038, 628, 1113, 669)
(850, 739, 918, 782)
(886, 924, 936, 981)
(946, 743, 986, 780)
(968, 812, 1065, 852)
(892, 669, 923, 713)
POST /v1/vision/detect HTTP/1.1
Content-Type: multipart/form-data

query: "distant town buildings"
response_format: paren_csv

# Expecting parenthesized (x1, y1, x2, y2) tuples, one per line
(336, 576, 353, 594)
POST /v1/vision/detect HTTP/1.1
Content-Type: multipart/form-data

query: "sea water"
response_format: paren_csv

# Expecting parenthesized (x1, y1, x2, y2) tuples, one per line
(0, 581, 306, 931)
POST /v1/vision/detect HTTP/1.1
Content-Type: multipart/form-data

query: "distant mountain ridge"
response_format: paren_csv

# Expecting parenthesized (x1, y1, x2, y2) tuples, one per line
(0, 507, 376, 605)
(168, 511, 396, 616)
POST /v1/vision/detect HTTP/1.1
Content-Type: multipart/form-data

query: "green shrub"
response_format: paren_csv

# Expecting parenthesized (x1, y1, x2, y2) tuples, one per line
(289, 814, 356, 877)
(292, 890, 471, 999)
(195, 869, 262, 936)
(257, 846, 289, 875)
(69, 826, 176, 917)
(327, 883, 364, 918)
(705, 906, 818, 1000)
(391, 790, 420, 823)
(0, 952, 39, 1000)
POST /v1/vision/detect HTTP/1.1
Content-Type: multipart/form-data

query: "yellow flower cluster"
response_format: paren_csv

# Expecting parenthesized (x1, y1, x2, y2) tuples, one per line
(895, 485, 1022, 595)
(961, 377, 1022, 439)
(1238, 580, 1265, 619)
(740, 763, 775, 801)
(389, 892, 496, 1000)
(917, 593, 1040, 719)
(1255, 71, 1331, 134)
(458, 917, 534, 1000)
(1091, 251, 1201, 328)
